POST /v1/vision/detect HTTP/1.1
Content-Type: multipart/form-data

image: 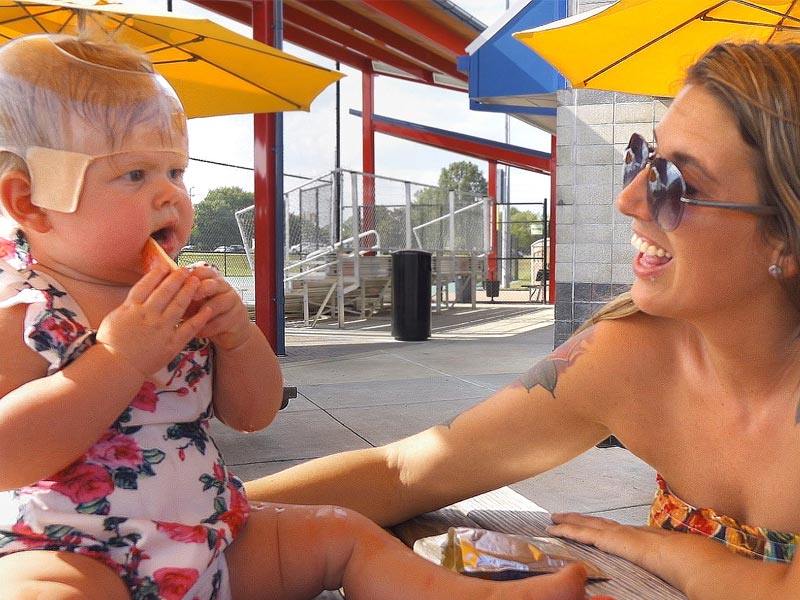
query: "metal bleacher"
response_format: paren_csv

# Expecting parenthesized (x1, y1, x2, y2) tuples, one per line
(280, 249, 488, 328)
(282, 234, 393, 328)
(236, 169, 492, 328)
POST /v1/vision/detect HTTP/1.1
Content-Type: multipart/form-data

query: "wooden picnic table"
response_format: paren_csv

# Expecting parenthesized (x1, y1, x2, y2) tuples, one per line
(314, 486, 687, 599)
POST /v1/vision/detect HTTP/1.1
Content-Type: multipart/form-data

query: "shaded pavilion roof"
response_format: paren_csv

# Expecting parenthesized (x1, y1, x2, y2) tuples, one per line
(189, 0, 484, 92)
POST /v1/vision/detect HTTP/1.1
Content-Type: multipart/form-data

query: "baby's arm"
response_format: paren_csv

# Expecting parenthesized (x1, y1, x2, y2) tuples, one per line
(225, 502, 587, 600)
(0, 266, 210, 489)
(188, 265, 282, 432)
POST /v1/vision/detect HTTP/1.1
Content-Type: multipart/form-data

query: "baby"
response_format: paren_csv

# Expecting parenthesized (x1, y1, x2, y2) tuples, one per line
(0, 34, 585, 600)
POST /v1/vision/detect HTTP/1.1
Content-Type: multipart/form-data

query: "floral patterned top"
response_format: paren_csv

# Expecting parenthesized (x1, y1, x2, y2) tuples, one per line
(0, 230, 249, 599)
(649, 474, 798, 563)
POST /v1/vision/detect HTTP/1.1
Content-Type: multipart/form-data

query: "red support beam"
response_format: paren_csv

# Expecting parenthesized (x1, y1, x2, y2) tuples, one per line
(283, 7, 432, 80)
(369, 116, 550, 173)
(189, 0, 473, 92)
(362, 73, 375, 177)
(283, 22, 372, 73)
(292, 0, 465, 81)
(189, 0, 252, 25)
(360, 0, 471, 55)
(252, 0, 279, 350)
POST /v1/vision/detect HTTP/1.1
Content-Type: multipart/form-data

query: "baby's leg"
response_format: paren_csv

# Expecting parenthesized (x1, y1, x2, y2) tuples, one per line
(0, 550, 130, 600)
(226, 502, 586, 600)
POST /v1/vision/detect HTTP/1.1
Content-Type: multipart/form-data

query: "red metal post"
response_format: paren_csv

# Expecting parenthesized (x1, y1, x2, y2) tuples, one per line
(361, 72, 375, 245)
(488, 160, 498, 281)
(548, 134, 557, 304)
(252, 0, 278, 349)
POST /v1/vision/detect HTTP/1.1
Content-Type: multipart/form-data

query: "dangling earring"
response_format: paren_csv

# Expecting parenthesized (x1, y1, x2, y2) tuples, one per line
(769, 264, 784, 278)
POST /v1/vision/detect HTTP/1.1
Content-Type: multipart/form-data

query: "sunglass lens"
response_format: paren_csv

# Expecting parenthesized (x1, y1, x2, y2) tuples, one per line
(648, 159, 686, 231)
(622, 133, 648, 187)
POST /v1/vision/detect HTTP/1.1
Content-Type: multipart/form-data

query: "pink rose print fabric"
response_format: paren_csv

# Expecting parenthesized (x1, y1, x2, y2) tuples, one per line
(0, 233, 248, 599)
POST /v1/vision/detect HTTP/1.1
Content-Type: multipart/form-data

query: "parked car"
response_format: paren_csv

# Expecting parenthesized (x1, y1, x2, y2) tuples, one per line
(212, 244, 246, 253)
(180, 245, 197, 252)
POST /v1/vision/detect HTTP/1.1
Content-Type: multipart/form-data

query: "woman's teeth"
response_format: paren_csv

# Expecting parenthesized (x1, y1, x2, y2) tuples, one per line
(631, 234, 672, 259)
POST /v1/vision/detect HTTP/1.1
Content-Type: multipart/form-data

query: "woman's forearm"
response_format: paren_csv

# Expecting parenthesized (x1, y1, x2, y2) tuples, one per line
(654, 531, 793, 600)
(244, 446, 418, 525)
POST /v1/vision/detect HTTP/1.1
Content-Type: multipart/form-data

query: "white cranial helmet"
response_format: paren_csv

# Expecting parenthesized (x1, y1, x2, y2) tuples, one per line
(0, 34, 187, 213)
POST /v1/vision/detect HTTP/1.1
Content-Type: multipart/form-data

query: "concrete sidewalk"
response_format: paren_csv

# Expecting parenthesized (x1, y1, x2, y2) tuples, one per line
(213, 303, 656, 525)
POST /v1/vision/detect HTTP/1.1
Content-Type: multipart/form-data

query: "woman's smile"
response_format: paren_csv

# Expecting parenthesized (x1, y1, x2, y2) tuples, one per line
(631, 233, 672, 278)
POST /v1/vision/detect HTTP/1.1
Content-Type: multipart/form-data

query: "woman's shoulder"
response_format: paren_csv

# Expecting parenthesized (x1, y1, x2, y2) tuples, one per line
(560, 311, 688, 382)
(572, 309, 682, 349)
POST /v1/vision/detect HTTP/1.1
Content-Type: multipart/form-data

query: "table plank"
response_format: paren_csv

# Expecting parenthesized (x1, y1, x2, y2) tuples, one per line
(395, 487, 687, 600)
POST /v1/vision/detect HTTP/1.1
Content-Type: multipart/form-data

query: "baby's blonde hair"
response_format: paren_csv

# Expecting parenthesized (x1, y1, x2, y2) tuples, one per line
(0, 34, 186, 177)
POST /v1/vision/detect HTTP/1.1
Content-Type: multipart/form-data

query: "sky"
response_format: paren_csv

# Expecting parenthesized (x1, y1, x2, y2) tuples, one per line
(128, 0, 553, 206)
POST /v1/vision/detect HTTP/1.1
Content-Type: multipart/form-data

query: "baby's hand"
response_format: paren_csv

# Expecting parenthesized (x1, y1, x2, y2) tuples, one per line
(185, 263, 253, 351)
(96, 265, 212, 377)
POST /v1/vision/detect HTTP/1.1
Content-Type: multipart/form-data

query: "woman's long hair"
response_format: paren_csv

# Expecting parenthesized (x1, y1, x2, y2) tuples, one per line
(578, 42, 800, 334)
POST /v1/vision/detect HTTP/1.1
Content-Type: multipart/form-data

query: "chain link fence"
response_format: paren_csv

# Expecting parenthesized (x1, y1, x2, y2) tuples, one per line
(213, 172, 550, 309)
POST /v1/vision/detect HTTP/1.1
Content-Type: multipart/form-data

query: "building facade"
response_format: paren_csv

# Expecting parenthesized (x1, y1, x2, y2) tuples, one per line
(553, 0, 669, 345)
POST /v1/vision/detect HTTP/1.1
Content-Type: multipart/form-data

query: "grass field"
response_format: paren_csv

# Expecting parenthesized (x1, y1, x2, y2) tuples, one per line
(176, 252, 252, 276)
(176, 251, 541, 287)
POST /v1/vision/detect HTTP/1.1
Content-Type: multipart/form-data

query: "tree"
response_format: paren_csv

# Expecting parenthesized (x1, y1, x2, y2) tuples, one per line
(191, 187, 254, 250)
(435, 161, 488, 196)
(509, 207, 543, 255)
(413, 161, 488, 249)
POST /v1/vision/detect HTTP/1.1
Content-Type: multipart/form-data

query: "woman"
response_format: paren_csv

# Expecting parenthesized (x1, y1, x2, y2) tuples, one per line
(247, 42, 800, 598)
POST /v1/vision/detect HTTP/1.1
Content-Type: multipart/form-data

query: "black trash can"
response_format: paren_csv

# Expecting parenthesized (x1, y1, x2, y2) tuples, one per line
(455, 274, 473, 303)
(391, 250, 432, 341)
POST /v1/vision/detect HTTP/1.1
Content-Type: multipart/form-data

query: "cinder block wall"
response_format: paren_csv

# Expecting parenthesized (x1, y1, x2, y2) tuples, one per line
(552, 5, 670, 345)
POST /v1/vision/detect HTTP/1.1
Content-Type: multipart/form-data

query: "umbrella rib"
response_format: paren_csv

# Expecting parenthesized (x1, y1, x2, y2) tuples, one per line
(733, 0, 800, 23)
(100, 14, 305, 109)
(719, 0, 800, 33)
(0, 4, 75, 35)
(583, 1, 728, 87)
(761, 0, 800, 41)
(0, 2, 337, 113)
(116, 12, 336, 72)
(150, 53, 304, 110)
(703, 15, 800, 29)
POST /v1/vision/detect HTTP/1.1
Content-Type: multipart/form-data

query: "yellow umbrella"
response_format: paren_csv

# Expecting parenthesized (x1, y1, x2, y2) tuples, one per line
(514, 0, 800, 98)
(0, 0, 343, 118)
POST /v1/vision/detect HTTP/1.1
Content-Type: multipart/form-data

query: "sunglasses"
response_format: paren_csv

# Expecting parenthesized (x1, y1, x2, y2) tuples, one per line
(622, 133, 779, 231)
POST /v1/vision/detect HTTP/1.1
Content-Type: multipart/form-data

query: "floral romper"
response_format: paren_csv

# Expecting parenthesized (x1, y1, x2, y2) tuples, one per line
(0, 231, 248, 600)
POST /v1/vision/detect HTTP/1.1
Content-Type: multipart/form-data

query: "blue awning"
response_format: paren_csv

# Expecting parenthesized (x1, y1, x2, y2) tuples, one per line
(458, 0, 567, 134)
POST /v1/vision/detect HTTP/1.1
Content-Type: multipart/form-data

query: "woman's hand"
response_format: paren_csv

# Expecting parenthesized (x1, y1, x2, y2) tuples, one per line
(547, 513, 799, 600)
(547, 513, 663, 568)
(185, 263, 253, 351)
(96, 265, 211, 377)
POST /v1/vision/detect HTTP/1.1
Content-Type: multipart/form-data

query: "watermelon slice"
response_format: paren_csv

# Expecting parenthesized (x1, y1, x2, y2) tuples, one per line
(141, 238, 204, 319)
(141, 237, 178, 272)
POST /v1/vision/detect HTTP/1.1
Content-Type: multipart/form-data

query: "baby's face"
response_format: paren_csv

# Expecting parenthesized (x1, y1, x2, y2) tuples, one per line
(27, 111, 189, 214)
(36, 121, 192, 285)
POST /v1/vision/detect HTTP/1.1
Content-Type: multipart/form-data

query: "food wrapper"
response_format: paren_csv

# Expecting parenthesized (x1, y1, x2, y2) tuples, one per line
(439, 527, 609, 581)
